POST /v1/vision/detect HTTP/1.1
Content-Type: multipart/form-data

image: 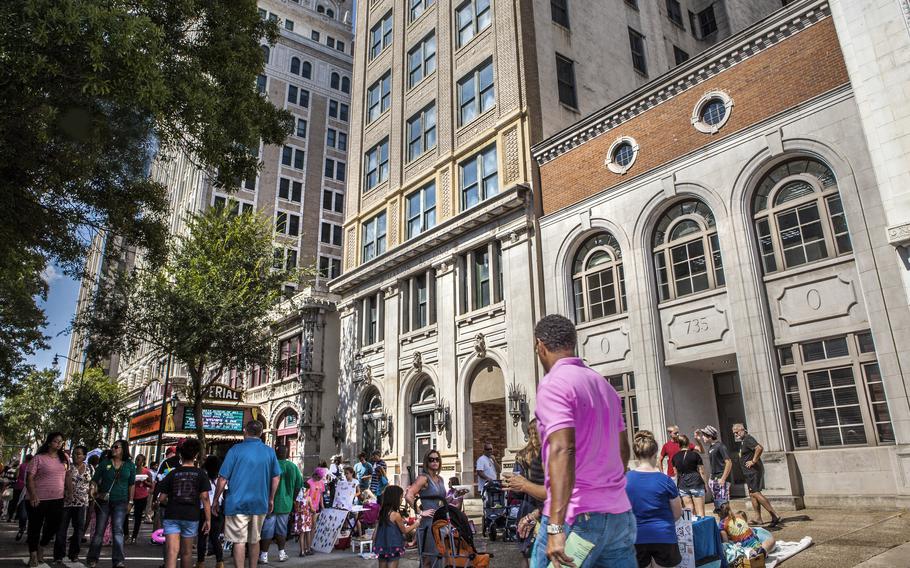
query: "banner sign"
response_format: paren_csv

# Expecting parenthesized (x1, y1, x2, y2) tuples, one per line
(183, 407, 245, 432)
(129, 406, 162, 440)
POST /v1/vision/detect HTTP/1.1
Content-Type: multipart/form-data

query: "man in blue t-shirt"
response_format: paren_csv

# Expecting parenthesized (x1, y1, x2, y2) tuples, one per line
(213, 421, 280, 568)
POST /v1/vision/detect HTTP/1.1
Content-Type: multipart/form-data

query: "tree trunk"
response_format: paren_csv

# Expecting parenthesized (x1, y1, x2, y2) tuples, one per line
(190, 367, 208, 458)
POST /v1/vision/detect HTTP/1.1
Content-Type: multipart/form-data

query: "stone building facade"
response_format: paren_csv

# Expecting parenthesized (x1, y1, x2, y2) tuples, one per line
(67, 0, 354, 469)
(331, 0, 782, 487)
(532, 0, 910, 507)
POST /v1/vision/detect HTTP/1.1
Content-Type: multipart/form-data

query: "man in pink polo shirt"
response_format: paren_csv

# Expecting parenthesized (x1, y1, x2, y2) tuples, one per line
(532, 314, 636, 568)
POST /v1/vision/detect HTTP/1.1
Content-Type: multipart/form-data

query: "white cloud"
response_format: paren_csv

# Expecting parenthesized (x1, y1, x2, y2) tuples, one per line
(41, 264, 62, 285)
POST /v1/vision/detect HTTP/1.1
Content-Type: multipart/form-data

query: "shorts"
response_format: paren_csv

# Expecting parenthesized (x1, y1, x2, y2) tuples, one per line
(743, 464, 765, 493)
(635, 543, 682, 568)
(678, 487, 705, 498)
(709, 478, 731, 506)
(162, 519, 199, 538)
(224, 514, 266, 544)
(260, 512, 289, 540)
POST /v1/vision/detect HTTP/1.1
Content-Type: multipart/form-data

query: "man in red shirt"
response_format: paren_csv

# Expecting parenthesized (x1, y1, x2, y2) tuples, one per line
(658, 426, 693, 478)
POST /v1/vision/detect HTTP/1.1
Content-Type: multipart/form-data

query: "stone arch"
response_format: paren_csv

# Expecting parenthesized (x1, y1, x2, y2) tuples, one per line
(457, 351, 509, 485)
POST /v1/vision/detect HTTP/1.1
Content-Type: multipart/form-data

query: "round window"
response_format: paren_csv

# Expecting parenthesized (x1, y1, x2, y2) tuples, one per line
(613, 143, 635, 167)
(691, 91, 733, 134)
(605, 136, 639, 174)
(700, 99, 727, 126)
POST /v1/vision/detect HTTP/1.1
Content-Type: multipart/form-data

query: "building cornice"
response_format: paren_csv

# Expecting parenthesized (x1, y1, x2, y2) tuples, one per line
(531, 0, 831, 165)
(329, 183, 531, 295)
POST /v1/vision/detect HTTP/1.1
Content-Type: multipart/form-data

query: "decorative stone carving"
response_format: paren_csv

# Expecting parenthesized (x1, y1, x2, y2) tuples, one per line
(504, 126, 521, 183)
(440, 169, 452, 219)
(666, 304, 730, 349)
(887, 222, 910, 246)
(900, 0, 910, 37)
(412, 351, 422, 372)
(580, 324, 631, 366)
(433, 257, 455, 275)
(775, 275, 857, 326)
(474, 333, 486, 358)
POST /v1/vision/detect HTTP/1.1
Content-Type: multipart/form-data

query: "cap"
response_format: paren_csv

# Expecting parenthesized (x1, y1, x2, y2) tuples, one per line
(165, 446, 177, 455)
(701, 425, 719, 439)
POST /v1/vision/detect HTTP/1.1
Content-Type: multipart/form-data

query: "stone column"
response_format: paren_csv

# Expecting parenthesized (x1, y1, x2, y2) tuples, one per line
(382, 283, 401, 461)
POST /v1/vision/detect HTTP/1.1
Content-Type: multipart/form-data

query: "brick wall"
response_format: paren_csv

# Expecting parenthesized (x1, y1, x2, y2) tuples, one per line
(471, 401, 507, 472)
(539, 17, 849, 215)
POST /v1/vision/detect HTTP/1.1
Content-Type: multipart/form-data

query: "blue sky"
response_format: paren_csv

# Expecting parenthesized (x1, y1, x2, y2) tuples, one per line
(28, 265, 80, 373)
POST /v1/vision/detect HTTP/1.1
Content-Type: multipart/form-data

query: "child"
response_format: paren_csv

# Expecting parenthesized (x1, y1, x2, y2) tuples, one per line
(718, 503, 775, 559)
(373, 486, 417, 568)
(295, 480, 320, 556)
(446, 477, 468, 511)
(156, 439, 211, 568)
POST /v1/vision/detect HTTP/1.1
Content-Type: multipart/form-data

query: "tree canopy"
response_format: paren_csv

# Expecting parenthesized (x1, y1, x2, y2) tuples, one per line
(79, 207, 307, 453)
(0, 0, 293, 382)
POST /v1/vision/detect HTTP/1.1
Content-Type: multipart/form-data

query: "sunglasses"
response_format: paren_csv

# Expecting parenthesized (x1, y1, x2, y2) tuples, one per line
(112, 445, 121, 450)
(427, 457, 441, 463)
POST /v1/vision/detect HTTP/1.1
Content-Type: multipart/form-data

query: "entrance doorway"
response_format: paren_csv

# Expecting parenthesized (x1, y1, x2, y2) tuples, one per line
(410, 380, 438, 475)
(713, 371, 747, 491)
(468, 360, 506, 475)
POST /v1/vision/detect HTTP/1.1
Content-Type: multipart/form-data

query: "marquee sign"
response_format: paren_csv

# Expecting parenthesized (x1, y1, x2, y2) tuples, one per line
(183, 407, 246, 432)
(208, 384, 243, 402)
(129, 406, 162, 440)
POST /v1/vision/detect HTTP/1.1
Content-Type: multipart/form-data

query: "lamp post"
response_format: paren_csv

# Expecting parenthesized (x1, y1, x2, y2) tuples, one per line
(508, 382, 527, 428)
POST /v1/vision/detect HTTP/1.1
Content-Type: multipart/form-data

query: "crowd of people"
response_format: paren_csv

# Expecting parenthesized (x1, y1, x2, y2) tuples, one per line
(1, 314, 784, 568)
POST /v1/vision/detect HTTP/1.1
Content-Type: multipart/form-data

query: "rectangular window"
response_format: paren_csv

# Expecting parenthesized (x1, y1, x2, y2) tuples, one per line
(362, 212, 387, 262)
(257, 74, 267, 94)
(698, 6, 717, 37)
(329, 100, 350, 122)
(555, 53, 578, 108)
(318, 256, 342, 279)
(320, 222, 343, 246)
(863, 363, 895, 444)
(278, 178, 303, 203)
(327, 36, 335, 48)
(337, 132, 347, 151)
(776, 202, 828, 269)
(276, 212, 300, 236)
(457, 59, 494, 125)
(273, 247, 297, 271)
(406, 182, 437, 239)
(474, 247, 491, 309)
(460, 144, 498, 210)
(827, 195, 853, 254)
(324, 158, 335, 178)
(336, 40, 346, 52)
(407, 103, 437, 161)
(624, 0, 638, 9)
(408, 33, 437, 88)
(410, 0, 435, 21)
(551, 0, 570, 28)
(456, 0, 492, 47)
(296, 118, 307, 138)
(281, 145, 304, 170)
(413, 273, 431, 328)
(214, 195, 254, 216)
(323, 189, 344, 213)
(673, 45, 690, 65)
(278, 335, 301, 379)
(311, 30, 320, 41)
(365, 294, 381, 345)
(367, 72, 392, 122)
(285, 18, 295, 31)
(287, 85, 309, 107)
(666, 0, 683, 26)
(370, 13, 393, 59)
(327, 128, 336, 148)
(364, 138, 390, 191)
(628, 28, 647, 75)
(606, 373, 639, 443)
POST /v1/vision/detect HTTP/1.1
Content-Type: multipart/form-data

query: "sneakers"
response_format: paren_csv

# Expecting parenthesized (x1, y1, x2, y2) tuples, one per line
(259, 551, 269, 564)
(278, 549, 288, 562)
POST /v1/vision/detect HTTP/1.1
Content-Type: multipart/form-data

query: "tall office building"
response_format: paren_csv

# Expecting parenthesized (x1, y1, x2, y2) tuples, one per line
(66, 0, 354, 467)
(331, 0, 782, 484)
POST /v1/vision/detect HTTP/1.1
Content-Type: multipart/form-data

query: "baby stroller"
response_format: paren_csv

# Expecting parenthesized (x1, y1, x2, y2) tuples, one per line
(481, 481, 508, 540)
(421, 505, 491, 568)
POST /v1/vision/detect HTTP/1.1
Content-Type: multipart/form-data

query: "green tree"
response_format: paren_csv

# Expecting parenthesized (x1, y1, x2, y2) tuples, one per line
(0, 0, 293, 381)
(79, 207, 310, 454)
(0, 368, 60, 452)
(51, 367, 130, 449)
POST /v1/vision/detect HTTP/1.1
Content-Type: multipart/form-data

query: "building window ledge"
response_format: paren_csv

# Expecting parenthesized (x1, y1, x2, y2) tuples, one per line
(456, 301, 505, 327)
(657, 286, 726, 310)
(401, 324, 438, 344)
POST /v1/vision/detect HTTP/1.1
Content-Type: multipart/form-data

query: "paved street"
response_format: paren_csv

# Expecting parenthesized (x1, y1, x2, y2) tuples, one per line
(1, 505, 908, 567)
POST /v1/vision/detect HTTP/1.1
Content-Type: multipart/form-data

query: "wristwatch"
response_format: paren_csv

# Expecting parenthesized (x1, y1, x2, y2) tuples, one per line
(546, 523, 565, 535)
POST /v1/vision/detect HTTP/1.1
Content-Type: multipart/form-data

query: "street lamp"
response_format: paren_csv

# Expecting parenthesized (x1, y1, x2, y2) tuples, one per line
(332, 415, 346, 447)
(433, 400, 450, 434)
(508, 382, 527, 427)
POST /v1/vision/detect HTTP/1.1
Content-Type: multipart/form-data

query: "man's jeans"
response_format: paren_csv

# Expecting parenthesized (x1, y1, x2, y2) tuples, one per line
(532, 511, 637, 568)
(88, 501, 128, 565)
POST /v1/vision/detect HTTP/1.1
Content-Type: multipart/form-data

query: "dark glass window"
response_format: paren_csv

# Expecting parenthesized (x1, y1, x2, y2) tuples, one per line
(555, 54, 578, 108)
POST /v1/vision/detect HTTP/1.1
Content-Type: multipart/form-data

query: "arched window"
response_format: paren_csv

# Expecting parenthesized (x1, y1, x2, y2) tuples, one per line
(261, 45, 270, 64)
(361, 389, 383, 455)
(327, 9, 335, 18)
(653, 199, 725, 301)
(330, 72, 340, 90)
(301, 61, 312, 79)
(752, 158, 850, 273)
(290, 56, 301, 75)
(410, 379, 437, 471)
(571, 232, 626, 323)
(317, 5, 325, 13)
(341, 76, 351, 94)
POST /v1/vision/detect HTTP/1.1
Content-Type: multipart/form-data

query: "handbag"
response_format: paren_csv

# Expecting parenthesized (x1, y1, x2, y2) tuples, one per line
(96, 463, 122, 504)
